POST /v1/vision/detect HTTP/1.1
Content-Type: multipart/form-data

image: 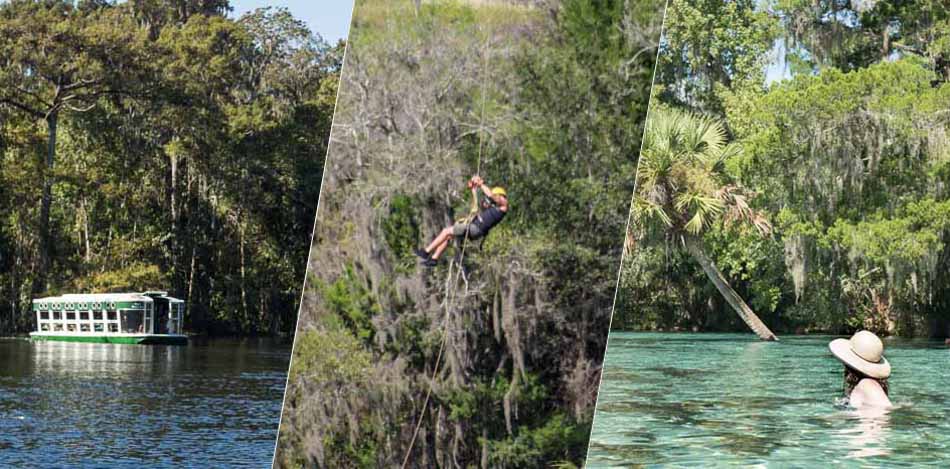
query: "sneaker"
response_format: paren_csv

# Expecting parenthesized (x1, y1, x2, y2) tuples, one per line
(421, 258, 438, 267)
(414, 248, 431, 259)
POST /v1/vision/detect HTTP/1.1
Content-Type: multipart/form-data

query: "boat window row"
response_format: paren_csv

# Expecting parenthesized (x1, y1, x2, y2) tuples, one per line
(36, 306, 183, 335)
(37, 309, 147, 334)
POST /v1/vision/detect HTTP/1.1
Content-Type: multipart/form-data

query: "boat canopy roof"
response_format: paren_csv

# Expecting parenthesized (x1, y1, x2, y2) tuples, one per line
(33, 292, 184, 307)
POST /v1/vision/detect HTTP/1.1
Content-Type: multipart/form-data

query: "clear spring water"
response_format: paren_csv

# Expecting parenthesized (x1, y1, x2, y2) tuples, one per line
(0, 338, 290, 467)
(587, 333, 950, 467)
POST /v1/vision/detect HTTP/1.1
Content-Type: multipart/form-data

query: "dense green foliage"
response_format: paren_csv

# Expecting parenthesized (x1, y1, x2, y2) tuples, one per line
(617, 0, 950, 337)
(0, 0, 341, 336)
(275, 0, 662, 467)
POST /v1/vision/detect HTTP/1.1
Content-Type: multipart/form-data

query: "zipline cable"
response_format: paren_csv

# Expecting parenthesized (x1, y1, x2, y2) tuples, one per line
(400, 27, 492, 469)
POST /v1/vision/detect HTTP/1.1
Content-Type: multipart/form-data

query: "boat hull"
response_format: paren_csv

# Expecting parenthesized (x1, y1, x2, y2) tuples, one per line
(29, 332, 188, 345)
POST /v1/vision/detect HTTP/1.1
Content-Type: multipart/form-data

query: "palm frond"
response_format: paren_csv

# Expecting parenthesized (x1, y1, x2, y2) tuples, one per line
(632, 197, 673, 228)
(684, 211, 705, 235)
(637, 106, 767, 237)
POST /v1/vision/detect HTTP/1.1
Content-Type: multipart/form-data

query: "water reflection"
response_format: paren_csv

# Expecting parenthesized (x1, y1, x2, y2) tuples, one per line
(839, 406, 892, 459)
(0, 338, 289, 467)
(30, 341, 186, 375)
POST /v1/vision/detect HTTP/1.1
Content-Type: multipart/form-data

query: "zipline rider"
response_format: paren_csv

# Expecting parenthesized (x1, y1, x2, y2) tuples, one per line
(415, 175, 508, 267)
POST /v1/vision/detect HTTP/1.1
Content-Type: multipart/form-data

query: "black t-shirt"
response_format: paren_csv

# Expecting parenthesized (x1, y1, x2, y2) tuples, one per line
(474, 205, 505, 233)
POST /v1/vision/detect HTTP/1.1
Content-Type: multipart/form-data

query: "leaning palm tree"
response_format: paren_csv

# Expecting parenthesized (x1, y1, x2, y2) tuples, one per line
(632, 106, 778, 341)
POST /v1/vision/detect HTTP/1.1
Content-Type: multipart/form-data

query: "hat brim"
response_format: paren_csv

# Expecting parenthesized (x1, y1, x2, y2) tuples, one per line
(829, 338, 891, 379)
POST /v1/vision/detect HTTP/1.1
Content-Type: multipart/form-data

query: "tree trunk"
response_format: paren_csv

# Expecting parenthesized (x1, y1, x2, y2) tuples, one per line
(36, 112, 58, 293)
(81, 197, 91, 262)
(480, 428, 489, 469)
(240, 220, 248, 331)
(683, 235, 778, 341)
(187, 245, 196, 322)
(170, 152, 178, 223)
(882, 24, 891, 61)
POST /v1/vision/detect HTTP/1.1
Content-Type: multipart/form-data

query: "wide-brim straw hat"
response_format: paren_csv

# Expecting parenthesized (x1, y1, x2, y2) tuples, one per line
(829, 330, 891, 379)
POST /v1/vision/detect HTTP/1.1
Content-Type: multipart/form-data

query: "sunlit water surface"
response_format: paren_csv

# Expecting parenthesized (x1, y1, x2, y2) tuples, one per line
(587, 333, 950, 467)
(0, 338, 290, 467)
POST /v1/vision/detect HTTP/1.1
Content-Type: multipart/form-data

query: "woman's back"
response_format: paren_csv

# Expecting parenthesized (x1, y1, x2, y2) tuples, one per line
(849, 378, 892, 408)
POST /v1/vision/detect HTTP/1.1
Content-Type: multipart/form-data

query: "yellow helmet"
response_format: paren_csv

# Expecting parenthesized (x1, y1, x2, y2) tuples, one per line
(491, 186, 507, 197)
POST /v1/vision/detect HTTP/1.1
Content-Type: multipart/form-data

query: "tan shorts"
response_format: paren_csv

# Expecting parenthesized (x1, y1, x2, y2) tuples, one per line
(452, 221, 483, 239)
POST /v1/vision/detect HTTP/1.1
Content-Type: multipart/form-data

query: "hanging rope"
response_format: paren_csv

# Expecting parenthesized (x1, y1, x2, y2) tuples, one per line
(400, 27, 492, 469)
(474, 32, 489, 177)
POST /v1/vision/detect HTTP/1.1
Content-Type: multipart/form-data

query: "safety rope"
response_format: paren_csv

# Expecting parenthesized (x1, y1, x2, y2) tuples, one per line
(400, 26, 492, 469)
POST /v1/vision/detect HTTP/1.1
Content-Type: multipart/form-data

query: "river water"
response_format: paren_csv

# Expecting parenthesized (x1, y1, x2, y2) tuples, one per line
(0, 338, 290, 467)
(587, 332, 950, 467)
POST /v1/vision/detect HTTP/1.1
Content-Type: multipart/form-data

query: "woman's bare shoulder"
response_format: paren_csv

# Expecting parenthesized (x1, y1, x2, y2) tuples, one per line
(852, 378, 892, 408)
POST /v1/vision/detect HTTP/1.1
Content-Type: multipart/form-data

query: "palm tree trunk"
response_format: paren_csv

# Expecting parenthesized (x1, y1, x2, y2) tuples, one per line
(683, 235, 778, 341)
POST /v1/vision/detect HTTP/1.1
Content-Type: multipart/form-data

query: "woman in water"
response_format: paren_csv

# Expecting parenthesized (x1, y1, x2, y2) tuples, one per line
(829, 330, 892, 408)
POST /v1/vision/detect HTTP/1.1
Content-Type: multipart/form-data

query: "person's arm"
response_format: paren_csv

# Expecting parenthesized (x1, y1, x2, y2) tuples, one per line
(478, 180, 507, 211)
(469, 186, 479, 214)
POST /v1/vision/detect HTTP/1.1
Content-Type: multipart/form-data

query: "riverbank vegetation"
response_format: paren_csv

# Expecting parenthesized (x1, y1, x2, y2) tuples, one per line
(274, 0, 662, 466)
(616, 0, 950, 338)
(0, 0, 341, 336)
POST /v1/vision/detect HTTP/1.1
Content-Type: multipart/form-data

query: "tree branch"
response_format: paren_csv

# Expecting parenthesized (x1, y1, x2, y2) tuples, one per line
(0, 97, 44, 118)
(13, 86, 53, 109)
(64, 101, 97, 113)
(62, 77, 104, 93)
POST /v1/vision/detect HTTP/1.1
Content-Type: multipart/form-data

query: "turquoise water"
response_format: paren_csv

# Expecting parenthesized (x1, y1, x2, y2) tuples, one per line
(0, 338, 289, 467)
(587, 333, 950, 467)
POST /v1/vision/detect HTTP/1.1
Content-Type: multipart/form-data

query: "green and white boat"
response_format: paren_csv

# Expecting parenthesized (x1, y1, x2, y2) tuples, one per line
(30, 291, 187, 345)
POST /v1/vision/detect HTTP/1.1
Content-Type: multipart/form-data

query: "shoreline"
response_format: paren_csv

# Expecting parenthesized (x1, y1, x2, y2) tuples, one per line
(0, 333, 295, 345)
(608, 329, 950, 340)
